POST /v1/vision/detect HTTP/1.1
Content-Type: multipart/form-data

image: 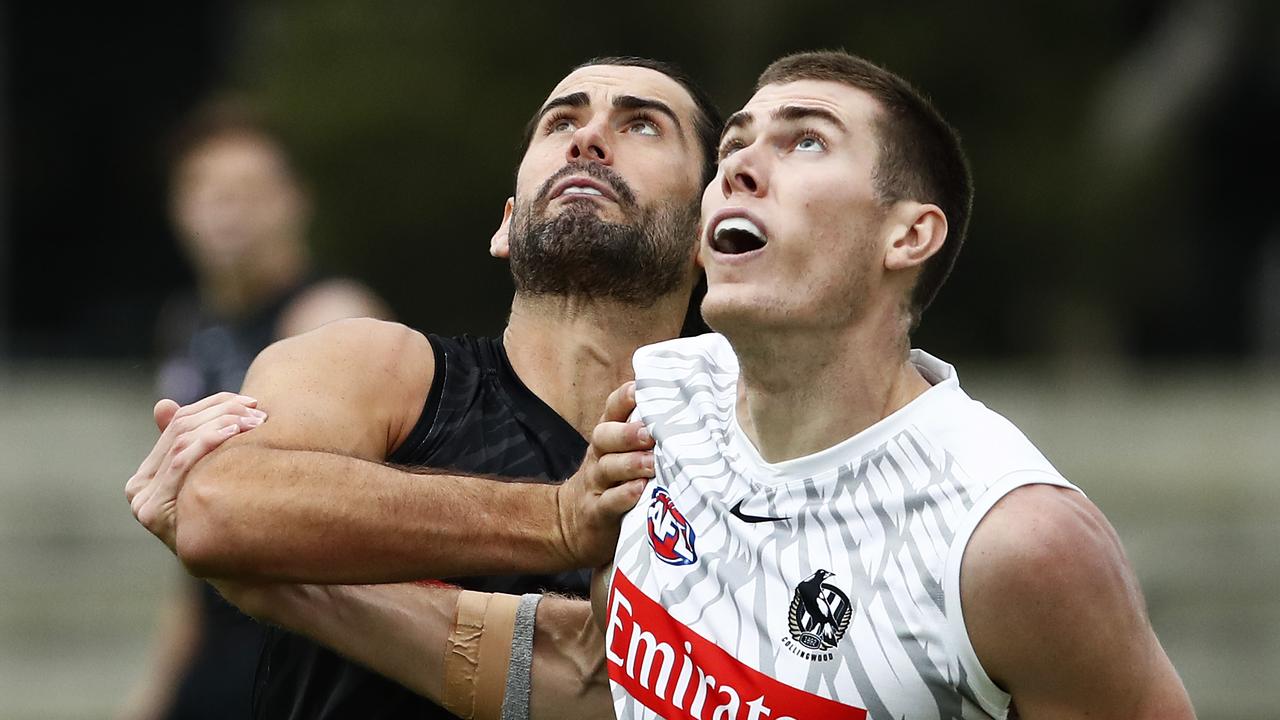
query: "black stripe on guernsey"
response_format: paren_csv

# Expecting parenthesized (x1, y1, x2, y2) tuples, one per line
(252, 334, 589, 720)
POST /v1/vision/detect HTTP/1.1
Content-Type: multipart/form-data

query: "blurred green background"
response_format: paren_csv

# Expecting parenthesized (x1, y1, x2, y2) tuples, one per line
(1, 1, 1277, 718)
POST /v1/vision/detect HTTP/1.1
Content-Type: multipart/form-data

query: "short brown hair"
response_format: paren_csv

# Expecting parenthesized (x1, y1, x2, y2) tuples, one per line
(756, 51, 972, 327)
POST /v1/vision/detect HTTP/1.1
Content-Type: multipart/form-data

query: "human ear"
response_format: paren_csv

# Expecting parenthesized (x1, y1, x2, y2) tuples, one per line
(489, 197, 515, 258)
(884, 203, 947, 271)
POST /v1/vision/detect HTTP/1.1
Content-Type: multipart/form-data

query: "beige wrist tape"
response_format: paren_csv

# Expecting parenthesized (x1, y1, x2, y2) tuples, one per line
(443, 590, 521, 720)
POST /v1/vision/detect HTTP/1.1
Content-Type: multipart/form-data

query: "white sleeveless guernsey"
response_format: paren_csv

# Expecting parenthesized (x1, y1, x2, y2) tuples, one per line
(605, 334, 1081, 720)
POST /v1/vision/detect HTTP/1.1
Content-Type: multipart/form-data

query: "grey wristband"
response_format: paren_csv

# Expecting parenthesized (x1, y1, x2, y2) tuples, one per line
(499, 593, 543, 720)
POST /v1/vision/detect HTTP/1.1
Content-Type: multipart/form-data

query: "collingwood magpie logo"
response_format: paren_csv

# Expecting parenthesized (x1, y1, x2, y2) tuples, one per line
(782, 569, 852, 662)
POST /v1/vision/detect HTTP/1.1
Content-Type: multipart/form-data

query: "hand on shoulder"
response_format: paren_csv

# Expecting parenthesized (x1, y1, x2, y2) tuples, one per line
(246, 317, 433, 458)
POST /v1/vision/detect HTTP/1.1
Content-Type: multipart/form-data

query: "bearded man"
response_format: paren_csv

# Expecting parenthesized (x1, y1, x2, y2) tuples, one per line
(126, 56, 720, 719)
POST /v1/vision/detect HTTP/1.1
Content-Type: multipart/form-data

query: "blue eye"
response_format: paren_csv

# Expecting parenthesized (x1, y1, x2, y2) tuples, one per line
(796, 135, 825, 152)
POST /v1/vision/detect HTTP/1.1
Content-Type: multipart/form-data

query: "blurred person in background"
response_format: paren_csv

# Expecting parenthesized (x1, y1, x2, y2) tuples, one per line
(119, 99, 389, 720)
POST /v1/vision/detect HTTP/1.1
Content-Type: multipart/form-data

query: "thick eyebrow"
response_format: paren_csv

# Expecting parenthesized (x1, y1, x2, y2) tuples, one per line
(535, 92, 684, 137)
(720, 110, 753, 140)
(772, 104, 847, 131)
(612, 94, 684, 135)
(719, 104, 847, 141)
(535, 91, 590, 124)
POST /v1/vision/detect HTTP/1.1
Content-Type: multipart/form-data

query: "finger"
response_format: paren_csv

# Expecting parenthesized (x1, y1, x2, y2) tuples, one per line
(168, 417, 252, 473)
(591, 450, 655, 490)
(596, 478, 649, 516)
(125, 470, 147, 505)
(599, 381, 637, 423)
(136, 394, 263, 479)
(145, 415, 251, 522)
(168, 399, 267, 440)
(153, 399, 181, 432)
(133, 422, 182, 493)
(591, 420, 652, 454)
(171, 391, 258, 420)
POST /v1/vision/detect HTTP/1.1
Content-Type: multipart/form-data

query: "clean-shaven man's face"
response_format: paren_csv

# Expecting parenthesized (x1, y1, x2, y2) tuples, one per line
(700, 79, 895, 335)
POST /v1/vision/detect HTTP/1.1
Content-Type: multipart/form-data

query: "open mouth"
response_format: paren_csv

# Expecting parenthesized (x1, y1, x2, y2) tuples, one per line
(549, 175, 618, 204)
(710, 217, 767, 254)
(559, 185, 605, 198)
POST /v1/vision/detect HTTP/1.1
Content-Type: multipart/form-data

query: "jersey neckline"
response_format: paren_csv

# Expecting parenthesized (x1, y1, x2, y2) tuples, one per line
(727, 348, 962, 484)
(492, 336, 589, 454)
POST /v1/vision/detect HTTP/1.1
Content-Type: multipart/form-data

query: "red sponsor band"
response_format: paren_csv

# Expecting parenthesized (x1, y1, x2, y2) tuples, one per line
(606, 569, 866, 720)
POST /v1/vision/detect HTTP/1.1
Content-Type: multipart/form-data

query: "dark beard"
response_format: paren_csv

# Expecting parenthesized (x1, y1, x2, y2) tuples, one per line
(508, 163, 698, 305)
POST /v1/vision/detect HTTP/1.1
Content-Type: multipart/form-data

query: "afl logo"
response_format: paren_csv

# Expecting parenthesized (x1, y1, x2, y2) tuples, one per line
(783, 570, 852, 661)
(646, 486, 697, 566)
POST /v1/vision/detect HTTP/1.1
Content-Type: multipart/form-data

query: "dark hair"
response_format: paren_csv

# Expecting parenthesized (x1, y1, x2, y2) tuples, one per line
(518, 57, 722, 187)
(757, 51, 972, 326)
(165, 97, 298, 183)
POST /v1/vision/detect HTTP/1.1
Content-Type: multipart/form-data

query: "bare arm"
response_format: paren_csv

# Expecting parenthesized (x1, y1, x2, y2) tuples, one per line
(963, 485, 1195, 719)
(219, 578, 615, 719)
(128, 319, 651, 582)
(177, 318, 577, 582)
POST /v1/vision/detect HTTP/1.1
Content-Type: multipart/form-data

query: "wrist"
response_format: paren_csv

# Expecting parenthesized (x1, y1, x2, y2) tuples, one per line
(545, 482, 579, 569)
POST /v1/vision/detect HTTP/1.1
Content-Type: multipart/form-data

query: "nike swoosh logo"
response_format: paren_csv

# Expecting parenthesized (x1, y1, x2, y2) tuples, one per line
(729, 499, 789, 524)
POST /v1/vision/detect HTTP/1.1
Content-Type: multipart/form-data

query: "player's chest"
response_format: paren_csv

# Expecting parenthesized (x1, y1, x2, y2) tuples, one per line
(609, 464, 958, 719)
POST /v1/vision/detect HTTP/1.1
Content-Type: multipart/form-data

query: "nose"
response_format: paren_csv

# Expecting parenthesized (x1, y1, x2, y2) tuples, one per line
(719, 145, 765, 198)
(566, 117, 612, 165)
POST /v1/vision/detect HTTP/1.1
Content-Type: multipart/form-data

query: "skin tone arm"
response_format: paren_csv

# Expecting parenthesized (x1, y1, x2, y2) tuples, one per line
(126, 317, 652, 583)
(137, 396, 1193, 718)
(118, 281, 389, 720)
(962, 485, 1197, 719)
(128, 378, 641, 719)
(234, 489, 1195, 720)
(220, 581, 614, 719)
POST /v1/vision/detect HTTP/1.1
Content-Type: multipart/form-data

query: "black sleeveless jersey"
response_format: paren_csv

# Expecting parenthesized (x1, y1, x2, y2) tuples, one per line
(252, 333, 590, 720)
(155, 279, 320, 720)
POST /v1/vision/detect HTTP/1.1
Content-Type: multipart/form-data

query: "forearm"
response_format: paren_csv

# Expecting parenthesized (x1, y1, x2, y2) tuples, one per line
(219, 581, 456, 702)
(219, 582, 614, 719)
(529, 595, 614, 718)
(177, 443, 572, 583)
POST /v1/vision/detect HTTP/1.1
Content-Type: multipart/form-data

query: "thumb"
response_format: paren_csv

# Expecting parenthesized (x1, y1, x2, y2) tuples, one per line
(600, 381, 637, 423)
(154, 399, 181, 433)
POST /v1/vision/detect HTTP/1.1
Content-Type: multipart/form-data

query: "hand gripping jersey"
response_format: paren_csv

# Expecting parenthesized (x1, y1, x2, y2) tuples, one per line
(606, 334, 1081, 720)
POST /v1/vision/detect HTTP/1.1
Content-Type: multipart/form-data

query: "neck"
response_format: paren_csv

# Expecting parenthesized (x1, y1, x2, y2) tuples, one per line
(728, 306, 930, 463)
(503, 290, 690, 438)
(201, 241, 308, 318)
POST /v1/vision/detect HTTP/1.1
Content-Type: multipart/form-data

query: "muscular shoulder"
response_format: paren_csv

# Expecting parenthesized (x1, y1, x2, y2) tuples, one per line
(257, 317, 428, 380)
(246, 318, 435, 457)
(962, 484, 1171, 715)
